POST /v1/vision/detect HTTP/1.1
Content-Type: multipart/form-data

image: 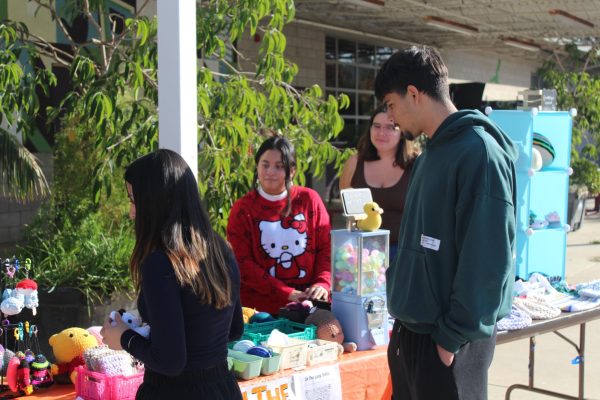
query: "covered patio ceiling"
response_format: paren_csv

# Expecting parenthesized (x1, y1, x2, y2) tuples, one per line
(294, 0, 600, 65)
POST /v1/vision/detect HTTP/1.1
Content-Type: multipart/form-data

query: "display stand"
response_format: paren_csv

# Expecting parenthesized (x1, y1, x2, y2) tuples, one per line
(488, 109, 573, 279)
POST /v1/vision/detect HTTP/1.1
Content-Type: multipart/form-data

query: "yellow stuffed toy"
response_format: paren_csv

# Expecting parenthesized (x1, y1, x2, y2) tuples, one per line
(356, 202, 383, 231)
(241, 307, 257, 324)
(49, 327, 99, 384)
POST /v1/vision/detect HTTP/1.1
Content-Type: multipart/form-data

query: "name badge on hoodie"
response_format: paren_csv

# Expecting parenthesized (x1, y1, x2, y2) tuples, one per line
(420, 234, 440, 251)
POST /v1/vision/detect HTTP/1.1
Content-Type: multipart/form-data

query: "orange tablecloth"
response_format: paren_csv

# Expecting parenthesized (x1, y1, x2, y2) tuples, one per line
(16, 347, 391, 399)
(239, 346, 390, 400)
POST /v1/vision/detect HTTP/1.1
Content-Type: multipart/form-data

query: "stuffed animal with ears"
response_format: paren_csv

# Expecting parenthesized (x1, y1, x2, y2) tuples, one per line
(0, 279, 39, 317)
(49, 327, 99, 384)
(305, 309, 357, 353)
(109, 309, 151, 338)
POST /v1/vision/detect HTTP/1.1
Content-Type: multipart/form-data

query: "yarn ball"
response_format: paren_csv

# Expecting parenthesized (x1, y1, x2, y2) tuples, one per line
(232, 340, 255, 353)
(249, 312, 276, 323)
(247, 346, 272, 358)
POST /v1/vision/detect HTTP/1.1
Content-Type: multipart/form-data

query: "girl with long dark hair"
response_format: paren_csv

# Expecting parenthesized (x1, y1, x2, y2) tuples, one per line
(102, 149, 243, 399)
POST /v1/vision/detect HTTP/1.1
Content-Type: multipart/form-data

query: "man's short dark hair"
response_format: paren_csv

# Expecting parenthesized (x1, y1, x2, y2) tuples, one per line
(374, 45, 450, 103)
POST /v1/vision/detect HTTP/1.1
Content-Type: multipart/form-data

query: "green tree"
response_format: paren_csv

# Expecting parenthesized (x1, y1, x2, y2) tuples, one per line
(0, 23, 51, 201)
(539, 43, 600, 194)
(2, 0, 349, 233)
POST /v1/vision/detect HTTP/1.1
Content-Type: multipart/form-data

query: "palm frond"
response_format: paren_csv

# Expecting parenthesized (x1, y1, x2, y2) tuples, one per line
(0, 126, 50, 202)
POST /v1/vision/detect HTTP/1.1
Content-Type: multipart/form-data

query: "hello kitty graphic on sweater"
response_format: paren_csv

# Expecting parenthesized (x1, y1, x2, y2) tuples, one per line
(260, 213, 308, 280)
(227, 186, 332, 314)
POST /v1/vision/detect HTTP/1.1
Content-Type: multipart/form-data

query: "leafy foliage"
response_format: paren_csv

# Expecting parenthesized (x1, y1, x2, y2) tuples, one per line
(0, 23, 52, 201)
(2, 0, 351, 298)
(18, 202, 134, 303)
(539, 47, 600, 194)
(3, 0, 350, 234)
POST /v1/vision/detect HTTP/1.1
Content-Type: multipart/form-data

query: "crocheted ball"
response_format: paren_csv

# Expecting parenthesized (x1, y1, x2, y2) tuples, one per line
(232, 340, 255, 353)
(247, 346, 272, 358)
(249, 312, 275, 323)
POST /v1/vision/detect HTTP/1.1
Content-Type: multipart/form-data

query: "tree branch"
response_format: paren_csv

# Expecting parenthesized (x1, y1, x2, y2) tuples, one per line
(553, 51, 566, 72)
(82, 0, 107, 70)
(31, 0, 79, 51)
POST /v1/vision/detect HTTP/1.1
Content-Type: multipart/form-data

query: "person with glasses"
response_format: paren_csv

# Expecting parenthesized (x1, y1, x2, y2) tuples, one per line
(339, 104, 419, 259)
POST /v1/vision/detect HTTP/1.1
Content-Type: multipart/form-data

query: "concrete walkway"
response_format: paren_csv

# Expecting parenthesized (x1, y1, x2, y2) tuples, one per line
(489, 200, 600, 400)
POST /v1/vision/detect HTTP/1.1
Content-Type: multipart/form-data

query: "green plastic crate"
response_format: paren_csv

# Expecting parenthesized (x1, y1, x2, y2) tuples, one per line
(242, 318, 317, 344)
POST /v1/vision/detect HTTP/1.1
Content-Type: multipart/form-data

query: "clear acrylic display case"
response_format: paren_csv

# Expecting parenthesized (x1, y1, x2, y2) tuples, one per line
(331, 229, 389, 296)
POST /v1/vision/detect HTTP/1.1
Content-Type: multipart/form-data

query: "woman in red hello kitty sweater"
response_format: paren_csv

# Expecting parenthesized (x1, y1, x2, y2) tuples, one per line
(226, 135, 331, 315)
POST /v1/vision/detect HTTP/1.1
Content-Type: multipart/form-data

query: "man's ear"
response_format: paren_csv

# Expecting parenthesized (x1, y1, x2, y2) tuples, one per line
(406, 85, 419, 99)
(290, 167, 296, 180)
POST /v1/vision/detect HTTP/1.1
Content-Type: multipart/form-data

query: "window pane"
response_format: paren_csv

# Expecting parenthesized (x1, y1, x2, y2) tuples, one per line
(326, 63, 336, 88)
(358, 93, 375, 116)
(358, 67, 375, 90)
(358, 119, 371, 142)
(339, 64, 356, 89)
(339, 118, 358, 146)
(339, 92, 355, 116)
(338, 39, 356, 63)
(376, 46, 394, 65)
(358, 43, 375, 65)
(326, 36, 336, 60)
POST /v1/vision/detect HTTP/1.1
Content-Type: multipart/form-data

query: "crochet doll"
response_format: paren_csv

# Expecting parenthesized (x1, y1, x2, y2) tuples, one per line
(30, 354, 54, 388)
(49, 327, 99, 384)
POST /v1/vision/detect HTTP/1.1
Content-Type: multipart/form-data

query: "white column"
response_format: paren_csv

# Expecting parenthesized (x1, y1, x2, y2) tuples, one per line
(157, 0, 198, 180)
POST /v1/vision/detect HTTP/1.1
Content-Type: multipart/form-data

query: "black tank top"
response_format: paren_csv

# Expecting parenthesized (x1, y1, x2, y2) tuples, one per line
(350, 160, 413, 245)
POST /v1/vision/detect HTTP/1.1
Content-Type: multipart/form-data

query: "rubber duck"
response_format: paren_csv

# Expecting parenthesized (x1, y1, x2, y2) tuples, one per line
(356, 202, 383, 231)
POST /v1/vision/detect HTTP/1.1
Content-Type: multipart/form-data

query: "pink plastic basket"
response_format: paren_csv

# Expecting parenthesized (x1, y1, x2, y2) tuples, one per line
(75, 366, 144, 400)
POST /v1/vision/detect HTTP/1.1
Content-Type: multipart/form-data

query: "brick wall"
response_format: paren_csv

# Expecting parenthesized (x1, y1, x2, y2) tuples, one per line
(237, 21, 326, 89)
(0, 153, 53, 251)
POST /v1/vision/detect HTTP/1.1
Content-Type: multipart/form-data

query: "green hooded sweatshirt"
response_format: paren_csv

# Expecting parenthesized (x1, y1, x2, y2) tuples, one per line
(388, 109, 518, 353)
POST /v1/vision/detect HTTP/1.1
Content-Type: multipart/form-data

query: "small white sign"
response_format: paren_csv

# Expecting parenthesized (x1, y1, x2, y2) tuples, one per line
(371, 327, 386, 346)
(292, 365, 343, 400)
(420, 234, 441, 251)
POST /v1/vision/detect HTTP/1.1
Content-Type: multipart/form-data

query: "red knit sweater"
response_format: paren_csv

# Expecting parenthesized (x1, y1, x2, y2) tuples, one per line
(226, 186, 331, 314)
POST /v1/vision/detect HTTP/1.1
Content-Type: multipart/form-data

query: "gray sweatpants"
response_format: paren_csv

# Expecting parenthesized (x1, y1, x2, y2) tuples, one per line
(387, 320, 497, 400)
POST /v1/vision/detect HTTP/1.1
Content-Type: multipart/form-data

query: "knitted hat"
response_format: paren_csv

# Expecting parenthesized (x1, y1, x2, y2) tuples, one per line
(304, 309, 344, 344)
(577, 279, 600, 299)
(497, 304, 532, 331)
(513, 295, 561, 320)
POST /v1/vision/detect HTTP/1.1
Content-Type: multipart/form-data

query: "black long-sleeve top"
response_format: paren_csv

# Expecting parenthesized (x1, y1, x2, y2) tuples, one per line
(120, 249, 243, 376)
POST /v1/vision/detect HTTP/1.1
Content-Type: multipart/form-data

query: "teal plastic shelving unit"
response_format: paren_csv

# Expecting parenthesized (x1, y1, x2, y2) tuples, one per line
(489, 109, 572, 279)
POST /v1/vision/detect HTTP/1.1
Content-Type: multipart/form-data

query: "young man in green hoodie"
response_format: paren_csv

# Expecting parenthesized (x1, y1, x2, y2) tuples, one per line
(375, 46, 517, 400)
